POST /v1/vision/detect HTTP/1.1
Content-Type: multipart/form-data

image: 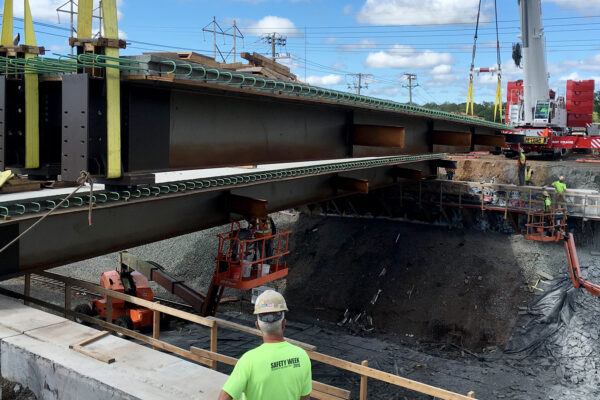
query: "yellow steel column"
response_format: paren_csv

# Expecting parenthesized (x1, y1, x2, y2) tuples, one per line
(102, 0, 121, 178)
(24, 0, 39, 168)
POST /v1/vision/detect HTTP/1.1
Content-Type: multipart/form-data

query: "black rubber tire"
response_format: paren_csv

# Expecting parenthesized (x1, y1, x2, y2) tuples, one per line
(113, 315, 134, 338)
(73, 303, 94, 325)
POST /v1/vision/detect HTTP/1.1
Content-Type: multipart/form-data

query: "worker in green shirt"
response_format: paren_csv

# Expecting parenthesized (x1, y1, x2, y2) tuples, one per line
(542, 190, 551, 212)
(552, 176, 567, 209)
(219, 290, 312, 400)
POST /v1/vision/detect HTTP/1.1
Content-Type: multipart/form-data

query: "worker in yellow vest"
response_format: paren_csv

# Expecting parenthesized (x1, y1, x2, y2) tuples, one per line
(518, 148, 526, 186)
(255, 216, 276, 260)
(552, 176, 567, 209)
(542, 190, 551, 212)
(525, 166, 534, 186)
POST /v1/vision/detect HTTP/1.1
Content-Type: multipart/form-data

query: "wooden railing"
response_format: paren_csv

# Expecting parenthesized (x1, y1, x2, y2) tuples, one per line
(399, 179, 600, 220)
(0, 272, 479, 400)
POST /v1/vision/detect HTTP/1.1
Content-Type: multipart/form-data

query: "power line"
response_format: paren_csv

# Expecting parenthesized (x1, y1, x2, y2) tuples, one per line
(402, 73, 419, 105)
(346, 73, 373, 95)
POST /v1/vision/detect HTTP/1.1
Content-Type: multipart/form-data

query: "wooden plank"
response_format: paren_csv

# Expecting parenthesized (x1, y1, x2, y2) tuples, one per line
(306, 351, 477, 400)
(71, 345, 115, 364)
(40, 272, 216, 328)
(210, 323, 218, 370)
(536, 270, 554, 281)
(241, 52, 291, 76)
(24, 274, 30, 306)
(71, 330, 111, 348)
(0, 181, 42, 193)
(312, 381, 350, 400)
(219, 62, 245, 70)
(207, 317, 317, 351)
(152, 310, 160, 350)
(0, 287, 214, 368)
(360, 360, 368, 400)
(190, 346, 237, 366)
(353, 125, 405, 148)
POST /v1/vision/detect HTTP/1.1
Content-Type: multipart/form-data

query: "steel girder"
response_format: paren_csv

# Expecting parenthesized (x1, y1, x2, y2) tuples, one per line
(0, 158, 437, 278)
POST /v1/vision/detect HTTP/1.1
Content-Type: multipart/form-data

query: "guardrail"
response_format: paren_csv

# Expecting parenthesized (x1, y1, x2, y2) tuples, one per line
(0, 272, 479, 400)
(399, 179, 600, 220)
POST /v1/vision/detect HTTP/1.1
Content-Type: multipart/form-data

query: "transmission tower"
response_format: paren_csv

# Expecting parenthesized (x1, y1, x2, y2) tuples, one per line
(263, 33, 287, 61)
(402, 73, 419, 105)
(346, 73, 372, 95)
(202, 17, 244, 63)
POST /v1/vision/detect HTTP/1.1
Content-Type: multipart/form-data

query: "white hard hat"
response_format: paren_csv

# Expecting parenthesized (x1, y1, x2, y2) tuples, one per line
(254, 290, 288, 315)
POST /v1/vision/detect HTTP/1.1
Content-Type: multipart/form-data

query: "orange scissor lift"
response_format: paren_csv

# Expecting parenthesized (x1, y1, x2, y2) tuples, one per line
(202, 221, 291, 316)
(525, 209, 600, 297)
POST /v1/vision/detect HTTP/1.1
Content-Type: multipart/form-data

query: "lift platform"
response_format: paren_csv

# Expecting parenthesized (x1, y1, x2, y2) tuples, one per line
(202, 221, 291, 316)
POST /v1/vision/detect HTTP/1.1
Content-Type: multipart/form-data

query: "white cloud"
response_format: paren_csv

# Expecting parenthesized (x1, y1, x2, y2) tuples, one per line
(332, 62, 347, 71)
(306, 74, 344, 86)
(339, 38, 376, 52)
(545, 0, 600, 15)
(11, 0, 123, 23)
(357, 0, 484, 26)
(246, 16, 301, 37)
(343, 4, 353, 15)
(431, 64, 451, 74)
(365, 45, 453, 69)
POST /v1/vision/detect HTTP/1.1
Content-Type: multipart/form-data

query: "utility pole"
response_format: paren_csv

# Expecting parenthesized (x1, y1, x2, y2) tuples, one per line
(202, 17, 244, 63)
(402, 73, 419, 104)
(346, 73, 372, 95)
(263, 33, 287, 61)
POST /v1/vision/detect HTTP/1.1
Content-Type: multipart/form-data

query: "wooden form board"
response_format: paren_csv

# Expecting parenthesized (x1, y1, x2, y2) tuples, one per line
(69, 331, 115, 364)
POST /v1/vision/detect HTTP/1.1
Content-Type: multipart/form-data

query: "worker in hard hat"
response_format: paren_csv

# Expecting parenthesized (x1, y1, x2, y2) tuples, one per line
(219, 290, 312, 400)
(517, 148, 526, 186)
(552, 176, 567, 210)
(542, 190, 551, 212)
(254, 216, 276, 260)
(445, 167, 456, 180)
(525, 166, 534, 186)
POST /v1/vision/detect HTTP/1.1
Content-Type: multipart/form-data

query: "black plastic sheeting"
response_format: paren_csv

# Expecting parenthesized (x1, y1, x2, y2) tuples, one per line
(503, 276, 578, 358)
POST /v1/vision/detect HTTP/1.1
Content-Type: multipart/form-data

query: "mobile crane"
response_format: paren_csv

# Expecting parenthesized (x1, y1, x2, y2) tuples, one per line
(504, 0, 599, 157)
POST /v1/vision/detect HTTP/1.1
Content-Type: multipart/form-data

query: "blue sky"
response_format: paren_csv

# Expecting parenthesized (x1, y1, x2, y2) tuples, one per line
(5, 0, 600, 104)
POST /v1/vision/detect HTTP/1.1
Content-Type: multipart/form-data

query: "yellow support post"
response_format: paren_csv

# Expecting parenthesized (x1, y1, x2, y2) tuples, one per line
(77, 0, 94, 39)
(494, 75, 503, 122)
(24, 0, 39, 169)
(0, 0, 13, 46)
(102, 0, 122, 179)
(465, 77, 474, 115)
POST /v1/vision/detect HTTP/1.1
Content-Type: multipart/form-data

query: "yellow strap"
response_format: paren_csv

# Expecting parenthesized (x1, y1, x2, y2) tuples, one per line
(102, 0, 121, 178)
(0, 170, 14, 188)
(77, 0, 93, 39)
(1, 0, 13, 46)
(465, 78, 474, 115)
(494, 75, 503, 122)
(24, 0, 39, 168)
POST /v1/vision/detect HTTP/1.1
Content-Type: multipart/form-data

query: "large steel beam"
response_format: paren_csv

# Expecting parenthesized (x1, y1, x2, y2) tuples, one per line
(0, 158, 437, 278)
(352, 125, 405, 148)
(432, 131, 472, 147)
(473, 134, 505, 147)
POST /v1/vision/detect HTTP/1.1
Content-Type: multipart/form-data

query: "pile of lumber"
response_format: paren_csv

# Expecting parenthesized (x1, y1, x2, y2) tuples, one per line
(145, 51, 299, 82)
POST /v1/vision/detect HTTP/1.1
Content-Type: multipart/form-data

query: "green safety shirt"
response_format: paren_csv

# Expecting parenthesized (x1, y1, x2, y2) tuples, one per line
(222, 341, 312, 400)
(519, 153, 526, 166)
(552, 181, 567, 194)
(544, 197, 551, 212)
(525, 169, 532, 181)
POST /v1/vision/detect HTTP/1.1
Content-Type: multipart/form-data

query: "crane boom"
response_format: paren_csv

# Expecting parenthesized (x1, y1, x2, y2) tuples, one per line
(518, 0, 550, 125)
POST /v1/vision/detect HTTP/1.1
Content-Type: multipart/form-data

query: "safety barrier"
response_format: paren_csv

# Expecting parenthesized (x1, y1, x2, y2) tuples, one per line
(399, 179, 600, 221)
(0, 272, 479, 400)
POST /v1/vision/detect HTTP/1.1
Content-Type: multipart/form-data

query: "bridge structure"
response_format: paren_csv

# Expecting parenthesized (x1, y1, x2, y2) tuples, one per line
(0, 1, 509, 279)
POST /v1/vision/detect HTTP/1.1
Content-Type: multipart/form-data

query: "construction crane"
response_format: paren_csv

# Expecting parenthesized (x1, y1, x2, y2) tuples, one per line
(525, 210, 600, 297)
(505, 0, 599, 157)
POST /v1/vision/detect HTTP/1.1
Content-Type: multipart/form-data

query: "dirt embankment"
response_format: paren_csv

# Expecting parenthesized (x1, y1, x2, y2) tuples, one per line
(452, 155, 600, 190)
